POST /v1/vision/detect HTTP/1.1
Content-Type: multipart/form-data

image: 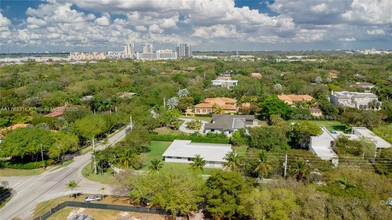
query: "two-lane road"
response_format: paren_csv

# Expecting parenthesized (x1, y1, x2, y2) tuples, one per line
(0, 125, 131, 220)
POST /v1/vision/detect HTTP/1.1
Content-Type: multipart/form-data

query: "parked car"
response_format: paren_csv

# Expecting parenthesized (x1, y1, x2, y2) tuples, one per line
(84, 195, 102, 202)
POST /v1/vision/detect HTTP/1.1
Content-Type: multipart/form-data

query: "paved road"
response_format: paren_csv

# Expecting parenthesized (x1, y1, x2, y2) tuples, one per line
(0, 125, 131, 220)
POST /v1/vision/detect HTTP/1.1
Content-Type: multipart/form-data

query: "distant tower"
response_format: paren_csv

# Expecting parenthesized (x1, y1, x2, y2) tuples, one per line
(143, 43, 153, 53)
(124, 42, 135, 58)
(176, 44, 192, 58)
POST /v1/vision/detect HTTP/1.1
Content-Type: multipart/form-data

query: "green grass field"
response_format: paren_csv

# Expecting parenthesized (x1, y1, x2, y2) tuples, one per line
(81, 162, 115, 184)
(289, 120, 347, 131)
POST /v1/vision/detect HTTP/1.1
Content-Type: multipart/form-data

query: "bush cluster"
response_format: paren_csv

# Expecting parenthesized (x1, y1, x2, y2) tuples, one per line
(148, 134, 229, 144)
(0, 159, 55, 169)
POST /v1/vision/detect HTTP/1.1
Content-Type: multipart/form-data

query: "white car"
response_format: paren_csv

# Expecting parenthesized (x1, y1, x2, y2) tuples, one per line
(84, 195, 102, 202)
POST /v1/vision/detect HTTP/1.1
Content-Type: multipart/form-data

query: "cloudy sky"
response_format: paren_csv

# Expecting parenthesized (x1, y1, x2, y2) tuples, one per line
(0, 0, 391, 53)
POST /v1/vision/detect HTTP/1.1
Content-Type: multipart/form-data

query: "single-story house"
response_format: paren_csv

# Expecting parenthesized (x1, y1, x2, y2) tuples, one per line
(211, 76, 238, 89)
(194, 97, 237, 115)
(162, 140, 232, 168)
(309, 126, 339, 166)
(204, 114, 255, 137)
(349, 82, 375, 90)
(309, 126, 391, 166)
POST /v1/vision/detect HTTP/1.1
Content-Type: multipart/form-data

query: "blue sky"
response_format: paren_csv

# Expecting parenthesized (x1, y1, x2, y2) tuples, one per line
(0, 0, 391, 53)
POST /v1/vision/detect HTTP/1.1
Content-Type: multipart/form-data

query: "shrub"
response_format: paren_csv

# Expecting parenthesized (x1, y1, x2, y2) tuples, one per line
(148, 134, 229, 144)
(0, 159, 55, 169)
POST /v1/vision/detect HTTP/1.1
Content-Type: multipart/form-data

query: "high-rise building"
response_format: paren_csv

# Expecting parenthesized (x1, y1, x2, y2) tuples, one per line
(176, 44, 192, 58)
(123, 42, 135, 58)
(143, 43, 153, 53)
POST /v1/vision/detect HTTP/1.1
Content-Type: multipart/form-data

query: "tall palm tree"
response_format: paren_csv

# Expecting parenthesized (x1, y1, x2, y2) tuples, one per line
(148, 159, 163, 174)
(190, 154, 206, 172)
(224, 151, 241, 172)
(253, 150, 272, 178)
(290, 159, 311, 182)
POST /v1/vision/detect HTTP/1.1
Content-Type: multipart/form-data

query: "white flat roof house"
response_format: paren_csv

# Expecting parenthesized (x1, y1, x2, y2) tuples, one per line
(309, 126, 339, 166)
(310, 126, 391, 166)
(352, 127, 391, 149)
(162, 140, 232, 168)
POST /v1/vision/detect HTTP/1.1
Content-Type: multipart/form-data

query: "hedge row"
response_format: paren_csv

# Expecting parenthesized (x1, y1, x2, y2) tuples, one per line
(0, 159, 55, 169)
(148, 134, 229, 144)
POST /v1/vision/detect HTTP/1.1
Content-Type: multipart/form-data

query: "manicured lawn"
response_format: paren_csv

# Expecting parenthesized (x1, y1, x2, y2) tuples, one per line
(141, 141, 172, 165)
(289, 120, 346, 131)
(233, 145, 248, 156)
(0, 168, 45, 176)
(81, 162, 115, 184)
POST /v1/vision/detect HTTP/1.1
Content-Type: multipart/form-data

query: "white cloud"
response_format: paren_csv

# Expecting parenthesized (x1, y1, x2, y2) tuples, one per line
(367, 29, 385, 35)
(96, 15, 111, 26)
(338, 37, 356, 42)
(1, 0, 392, 51)
(0, 12, 12, 40)
(342, 0, 392, 25)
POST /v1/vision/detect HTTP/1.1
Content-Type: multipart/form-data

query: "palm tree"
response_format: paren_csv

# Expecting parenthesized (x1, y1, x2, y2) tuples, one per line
(336, 177, 356, 190)
(67, 180, 79, 198)
(290, 159, 311, 182)
(253, 150, 272, 178)
(148, 159, 163, 174)
(224, 151, 241, 172)
(190, 154, 206, 172)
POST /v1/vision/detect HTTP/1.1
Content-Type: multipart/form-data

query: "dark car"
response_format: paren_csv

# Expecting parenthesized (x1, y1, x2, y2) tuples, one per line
(140, 197, 151, 206)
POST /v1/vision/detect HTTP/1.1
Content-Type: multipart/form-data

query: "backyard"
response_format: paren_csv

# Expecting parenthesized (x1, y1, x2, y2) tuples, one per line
(289, 120, 347, 132)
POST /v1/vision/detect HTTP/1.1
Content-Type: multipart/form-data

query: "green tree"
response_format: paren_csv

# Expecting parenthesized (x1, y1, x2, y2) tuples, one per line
(63, 106, 91, 123)
(0, 126, 54, 161)
(229, 129, 248, 146)
(205, 170, 245, 219)
(248, 126, 289, 152)
(238, 188, 299, 220)
(67, 180, 79, 191)
(253, 150, 273, 178)
(74, 114, 109, 139)
(48, 132, 79, 161)
(259, 96, 292, 120)
(148, 159, 163, 173)
(290, 159, 311, 182)
(223, 151, 242, 172)
(190, 154, 206, 172)
(290, 122, 322, 149)
(129, 168, 204, 215)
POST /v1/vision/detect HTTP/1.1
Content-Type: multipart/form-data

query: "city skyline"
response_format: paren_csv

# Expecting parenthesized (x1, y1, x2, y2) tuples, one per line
(1, 0, 392, 53)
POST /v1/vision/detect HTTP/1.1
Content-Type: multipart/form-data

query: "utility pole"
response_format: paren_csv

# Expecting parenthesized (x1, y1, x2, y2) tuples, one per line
(283, 154, 288, 178)
(40, 144, 44, 167)
(93, 138, 97, 175)
(129, 115, 133, 130)
(163, 97, 166, 109)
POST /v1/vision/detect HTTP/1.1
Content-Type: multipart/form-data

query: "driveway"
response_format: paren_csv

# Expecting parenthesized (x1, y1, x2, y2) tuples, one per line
(179, 118, 209, 134)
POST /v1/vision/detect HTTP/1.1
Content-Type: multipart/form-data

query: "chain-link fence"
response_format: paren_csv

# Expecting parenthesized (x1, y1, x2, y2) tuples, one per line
(33, 201, 166, 220)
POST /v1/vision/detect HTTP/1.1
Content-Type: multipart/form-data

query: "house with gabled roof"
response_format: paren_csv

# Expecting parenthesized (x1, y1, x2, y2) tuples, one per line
(278, 94, 313, 106)
(194, 97, 237, 115)
(204, 114, 255, 137)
